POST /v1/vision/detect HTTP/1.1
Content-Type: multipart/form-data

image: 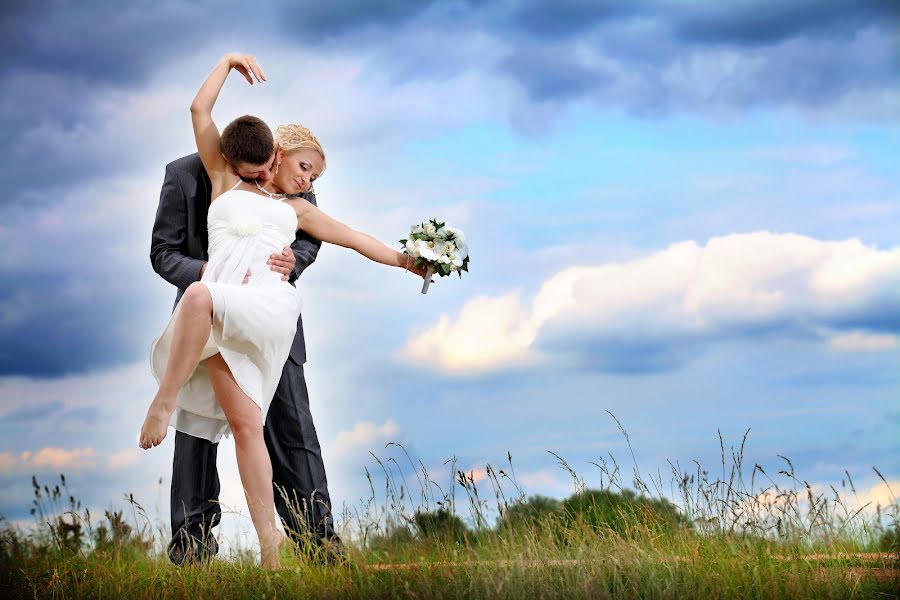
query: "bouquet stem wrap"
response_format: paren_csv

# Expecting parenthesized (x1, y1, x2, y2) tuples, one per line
(421, 264, 435, 294)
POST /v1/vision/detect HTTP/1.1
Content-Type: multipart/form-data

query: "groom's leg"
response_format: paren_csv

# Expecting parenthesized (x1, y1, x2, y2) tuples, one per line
(168, 430, 222, 565)
(264, 360, 337, 545)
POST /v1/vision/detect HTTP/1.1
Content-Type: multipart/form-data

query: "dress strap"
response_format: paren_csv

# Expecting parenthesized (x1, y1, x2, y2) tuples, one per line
(229, 179, 244, 192)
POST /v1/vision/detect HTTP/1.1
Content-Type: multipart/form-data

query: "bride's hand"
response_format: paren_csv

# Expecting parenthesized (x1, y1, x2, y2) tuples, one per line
(224, 53, 266, 85)
(400, 252, 431, 280)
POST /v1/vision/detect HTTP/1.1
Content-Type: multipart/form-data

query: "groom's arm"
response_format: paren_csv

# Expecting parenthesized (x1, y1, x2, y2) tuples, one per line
(288, 190, 323, 284)
(150, 163, 205, 290)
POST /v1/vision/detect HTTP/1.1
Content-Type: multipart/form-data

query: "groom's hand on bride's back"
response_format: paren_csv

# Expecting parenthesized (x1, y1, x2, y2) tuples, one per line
(267, 247, 296, 281)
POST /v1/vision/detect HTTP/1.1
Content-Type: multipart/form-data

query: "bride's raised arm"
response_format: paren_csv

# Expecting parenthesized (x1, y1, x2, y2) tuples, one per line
(190, 53, 266, 183)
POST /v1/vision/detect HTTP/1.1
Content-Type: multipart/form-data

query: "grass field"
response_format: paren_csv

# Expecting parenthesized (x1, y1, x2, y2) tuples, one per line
(2, 425, 898, 599)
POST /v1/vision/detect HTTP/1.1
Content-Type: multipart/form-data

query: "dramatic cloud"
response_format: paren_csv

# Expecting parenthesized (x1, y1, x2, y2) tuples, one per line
(0, 447, 98, 474)
(0, 446, 143, 476)
(3, 0, 895, 195)
(496, 20, 899, 122)
(0, 173, 173, 375)
(404, 293, 540, 374)
(829, 331, 899, 352)
(404, 232, 900, 374)
(667, 1, 897, 45)
(0, 363, 160, 446)
(327, 419, 401, 464)
(2, 1, 896, 377)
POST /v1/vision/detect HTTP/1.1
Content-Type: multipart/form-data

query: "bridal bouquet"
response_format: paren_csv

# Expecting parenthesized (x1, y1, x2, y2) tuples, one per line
(400, 219, 470, 294)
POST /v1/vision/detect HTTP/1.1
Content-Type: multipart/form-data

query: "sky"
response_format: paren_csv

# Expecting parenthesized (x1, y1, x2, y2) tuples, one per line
(1, 0, 898, 551)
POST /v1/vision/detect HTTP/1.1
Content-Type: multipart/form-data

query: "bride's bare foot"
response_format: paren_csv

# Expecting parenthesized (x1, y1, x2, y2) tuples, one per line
(260, 531, 288, 569)
(138, 394, 176, 449)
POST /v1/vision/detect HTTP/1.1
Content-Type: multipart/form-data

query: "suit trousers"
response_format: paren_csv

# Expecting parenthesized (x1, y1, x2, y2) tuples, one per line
(169, 360, 335, 559)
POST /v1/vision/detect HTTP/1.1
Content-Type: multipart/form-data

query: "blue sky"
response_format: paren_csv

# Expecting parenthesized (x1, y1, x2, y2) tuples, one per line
(1, 1, 898, 549)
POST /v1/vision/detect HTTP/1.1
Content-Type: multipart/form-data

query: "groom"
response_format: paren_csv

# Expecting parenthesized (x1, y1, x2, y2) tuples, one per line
(150, 116, 339, 565)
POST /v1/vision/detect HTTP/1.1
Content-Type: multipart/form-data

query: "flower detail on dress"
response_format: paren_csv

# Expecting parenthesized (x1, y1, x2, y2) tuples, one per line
(228, 219, 263, 237)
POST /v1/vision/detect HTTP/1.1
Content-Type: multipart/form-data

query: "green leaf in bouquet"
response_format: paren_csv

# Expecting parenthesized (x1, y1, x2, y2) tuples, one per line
(399, 238, 407, 245)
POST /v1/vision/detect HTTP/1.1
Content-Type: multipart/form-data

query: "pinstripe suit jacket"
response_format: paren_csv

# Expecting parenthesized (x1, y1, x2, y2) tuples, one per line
(149, 153, 321, 365)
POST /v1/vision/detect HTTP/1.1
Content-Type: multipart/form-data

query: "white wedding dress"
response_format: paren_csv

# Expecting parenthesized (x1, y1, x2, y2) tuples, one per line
(150, 181, 302, 442)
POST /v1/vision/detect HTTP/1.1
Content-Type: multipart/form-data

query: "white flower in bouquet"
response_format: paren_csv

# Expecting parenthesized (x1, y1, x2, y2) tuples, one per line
(415, 239, 439, 261)
(400, 218, 471, 294)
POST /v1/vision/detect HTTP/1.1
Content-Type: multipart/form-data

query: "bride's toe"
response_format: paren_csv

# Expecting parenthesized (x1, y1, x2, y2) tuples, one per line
(139, 410, 170, 450)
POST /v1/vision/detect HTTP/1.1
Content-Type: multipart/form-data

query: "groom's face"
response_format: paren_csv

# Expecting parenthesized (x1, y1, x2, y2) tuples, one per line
(233, 153, 277, 181)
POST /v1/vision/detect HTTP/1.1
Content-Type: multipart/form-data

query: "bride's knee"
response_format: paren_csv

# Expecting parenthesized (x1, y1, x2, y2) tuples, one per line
(229, 413, 263, 441)
(181, 283, 212, 314)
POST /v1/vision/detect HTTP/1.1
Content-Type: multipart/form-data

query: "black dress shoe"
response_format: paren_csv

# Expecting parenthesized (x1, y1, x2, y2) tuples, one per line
(167, 532, 219, 566)
(314, 534, 348, 566)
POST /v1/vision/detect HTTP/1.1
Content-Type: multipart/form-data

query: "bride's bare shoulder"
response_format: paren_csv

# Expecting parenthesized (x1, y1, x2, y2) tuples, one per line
(283, 197, 316, 215)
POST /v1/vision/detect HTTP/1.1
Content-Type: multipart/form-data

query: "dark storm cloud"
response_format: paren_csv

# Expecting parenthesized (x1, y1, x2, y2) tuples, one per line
(273, 0, 431, 42)
(670, 0, 899, 46)
(490, 1, 899, 117)
(0, 272, 154, 377)
(266, 0, 900, 119)
(1, 0, 895, 197)
(0, 0, 219, 196)
(530, 304, 900, 376)
(501, 45, 608, 103)
(500, 0, 898, 44)
(0, 0, 225, 85)
(504, 0, 640, 39)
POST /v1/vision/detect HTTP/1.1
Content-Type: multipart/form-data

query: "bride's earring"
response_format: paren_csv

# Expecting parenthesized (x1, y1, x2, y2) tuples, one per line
(274, 161, 280, 175)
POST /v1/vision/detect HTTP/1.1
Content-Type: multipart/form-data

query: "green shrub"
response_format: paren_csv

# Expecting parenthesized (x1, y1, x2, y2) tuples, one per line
(878, 522, 899, 552)
(561, 488, 690, 537)
(413, 508, 469, 544)
(497, 495, 562, 532)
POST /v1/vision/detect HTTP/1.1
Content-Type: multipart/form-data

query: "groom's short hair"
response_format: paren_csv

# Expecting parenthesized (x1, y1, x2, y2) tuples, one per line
(220, 115, 274, 167)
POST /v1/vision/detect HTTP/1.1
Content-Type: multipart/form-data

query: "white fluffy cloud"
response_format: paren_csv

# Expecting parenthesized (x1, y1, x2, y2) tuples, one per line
(403, 232, 900, 374)
(327, 419, 401, 464)
(0, 446, 147, 475)
(854, 479, 900, 511)
(403, 293, 541, 374)
(0, 447, 97, 473)
(828, 331, 899, 352)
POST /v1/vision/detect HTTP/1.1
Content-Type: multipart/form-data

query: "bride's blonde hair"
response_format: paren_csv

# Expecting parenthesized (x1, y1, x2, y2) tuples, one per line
(275, 124, 326, 173)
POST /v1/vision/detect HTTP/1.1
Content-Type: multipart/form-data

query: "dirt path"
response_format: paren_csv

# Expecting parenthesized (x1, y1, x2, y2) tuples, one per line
(363, 553, 899, 581)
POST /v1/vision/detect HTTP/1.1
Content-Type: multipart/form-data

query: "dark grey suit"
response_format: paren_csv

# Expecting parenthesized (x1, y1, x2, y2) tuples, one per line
(150, 153, 336, 563)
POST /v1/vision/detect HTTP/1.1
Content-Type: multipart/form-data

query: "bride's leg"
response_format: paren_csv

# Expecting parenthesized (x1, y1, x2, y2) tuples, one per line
(206, 353, 285, 568)
(140, 282, 214, 449)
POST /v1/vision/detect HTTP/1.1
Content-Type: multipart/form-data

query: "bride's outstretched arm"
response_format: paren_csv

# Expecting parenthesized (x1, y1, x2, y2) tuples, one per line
(287, 199, 427, 277)
(190, 53, 266, 179)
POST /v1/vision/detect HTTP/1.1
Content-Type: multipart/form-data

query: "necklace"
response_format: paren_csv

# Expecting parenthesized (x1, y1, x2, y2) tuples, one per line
(254, 179, 286, 199)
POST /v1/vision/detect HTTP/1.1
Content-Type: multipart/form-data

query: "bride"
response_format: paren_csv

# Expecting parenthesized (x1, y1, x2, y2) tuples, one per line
(138, 53, 426, 567)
